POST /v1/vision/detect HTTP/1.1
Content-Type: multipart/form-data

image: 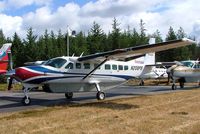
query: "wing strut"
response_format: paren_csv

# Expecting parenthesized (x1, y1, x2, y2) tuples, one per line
(82, 58, 108, 80)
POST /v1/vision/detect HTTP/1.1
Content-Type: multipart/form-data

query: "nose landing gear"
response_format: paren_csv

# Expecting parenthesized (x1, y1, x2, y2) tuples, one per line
(22, 87, 32, 105)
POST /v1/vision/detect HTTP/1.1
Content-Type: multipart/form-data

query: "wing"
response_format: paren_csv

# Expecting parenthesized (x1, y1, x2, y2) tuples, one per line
(78, 38, 195, 62)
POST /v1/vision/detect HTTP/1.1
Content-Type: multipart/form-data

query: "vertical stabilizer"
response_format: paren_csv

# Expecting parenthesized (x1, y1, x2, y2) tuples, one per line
(144, 38, 155, 65)
(0, 43, 12, 72)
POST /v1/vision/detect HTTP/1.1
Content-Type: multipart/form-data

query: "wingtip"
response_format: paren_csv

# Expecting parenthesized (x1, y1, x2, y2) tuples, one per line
(182, 38, 196, 44)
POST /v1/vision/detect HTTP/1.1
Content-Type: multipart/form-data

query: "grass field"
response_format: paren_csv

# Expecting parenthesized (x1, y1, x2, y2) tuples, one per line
(0, 88, 200, 134)
(0, 83, 22, 91)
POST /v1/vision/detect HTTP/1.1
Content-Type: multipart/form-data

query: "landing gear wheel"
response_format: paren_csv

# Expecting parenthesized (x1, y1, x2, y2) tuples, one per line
(139, 80, 144, 86)
(96, 92, 105, 100)
(22, 96, 31, 105)
(179, 82, 184, 88)
(172, 84, 177, 90)
(65, 92, 73, 99)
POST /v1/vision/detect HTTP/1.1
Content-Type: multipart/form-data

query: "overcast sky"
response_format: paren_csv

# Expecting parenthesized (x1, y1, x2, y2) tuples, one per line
(0, 0, 200, 41)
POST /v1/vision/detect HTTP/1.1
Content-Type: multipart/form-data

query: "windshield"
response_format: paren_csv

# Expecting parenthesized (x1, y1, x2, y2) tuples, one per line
(44, 58, 67, 68)
(181, 61, 194, 68)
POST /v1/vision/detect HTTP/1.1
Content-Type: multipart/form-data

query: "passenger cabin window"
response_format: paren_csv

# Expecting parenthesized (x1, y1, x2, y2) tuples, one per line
(112, 65, 117, 70)
(65, 62, 73, 69)
(194, 64, 200, 68)
(124, 65, 128, 70)
(118, 65, 123, 70)
(84, 63, 90, 69)
(105, 64, 111, 70)
(76, 63, 81, 69)
(44, 58, 67, 68)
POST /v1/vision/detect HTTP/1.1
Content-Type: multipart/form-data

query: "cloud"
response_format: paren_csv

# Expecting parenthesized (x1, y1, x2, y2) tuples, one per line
(22, 3, 81, 35)
(7, 0, 52, 9)
(191, 20, 200, 41)
(0, 14, 23, 37)
(80, 0, 161, 18)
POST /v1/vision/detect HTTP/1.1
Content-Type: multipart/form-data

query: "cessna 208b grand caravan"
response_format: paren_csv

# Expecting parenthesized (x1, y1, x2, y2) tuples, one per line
(7, 38, 195, 105)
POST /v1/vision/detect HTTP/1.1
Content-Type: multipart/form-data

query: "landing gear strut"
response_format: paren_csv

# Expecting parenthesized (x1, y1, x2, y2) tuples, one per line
(178, 78, 185, 89)
(65, 92, 73, 99)
(172, 78, 177, 90)
(22, 87, 32, 105)
(179, 81, 184, 88)
(139, 80, 144, 86)
(95, 83, 105, 100)
(172, 84, 177, 90)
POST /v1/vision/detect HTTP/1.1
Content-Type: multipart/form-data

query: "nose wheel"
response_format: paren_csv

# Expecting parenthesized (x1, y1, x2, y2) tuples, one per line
(22, 87, 32, 105)
(22, 96, 31, 105)
(65, 92, 73, 99)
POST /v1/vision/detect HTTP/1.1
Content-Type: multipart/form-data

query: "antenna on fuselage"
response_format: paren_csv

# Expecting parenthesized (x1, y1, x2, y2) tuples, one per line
(80, 52, 84, 57)
(72, 53, 75, 57)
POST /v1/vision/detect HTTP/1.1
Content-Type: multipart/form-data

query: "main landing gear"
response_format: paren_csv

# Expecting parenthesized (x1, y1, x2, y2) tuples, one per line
(139, 80, 144, 86)
(21, 87, 32, 105)
(172, 84, 177, 90)
(171, 78, 185, 90)
(65, 92, 73, 99)
(95, 83, 105, 100)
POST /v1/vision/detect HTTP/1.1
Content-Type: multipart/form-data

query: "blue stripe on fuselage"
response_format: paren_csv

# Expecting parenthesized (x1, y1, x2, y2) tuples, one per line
(25, 66, 62, 74)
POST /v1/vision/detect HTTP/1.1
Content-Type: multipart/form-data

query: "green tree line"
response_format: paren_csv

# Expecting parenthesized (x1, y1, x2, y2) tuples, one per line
(0, 18, 199, 68)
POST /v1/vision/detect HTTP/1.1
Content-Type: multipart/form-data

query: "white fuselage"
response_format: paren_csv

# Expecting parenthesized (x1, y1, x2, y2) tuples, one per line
(22, 56, 146, 93)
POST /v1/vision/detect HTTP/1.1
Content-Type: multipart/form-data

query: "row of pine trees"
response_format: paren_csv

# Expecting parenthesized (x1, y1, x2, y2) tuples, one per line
(0, 18, 199, 68)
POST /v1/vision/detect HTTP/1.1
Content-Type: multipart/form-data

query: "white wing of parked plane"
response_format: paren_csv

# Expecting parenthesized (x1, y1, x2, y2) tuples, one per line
(78, 38, 195, 62)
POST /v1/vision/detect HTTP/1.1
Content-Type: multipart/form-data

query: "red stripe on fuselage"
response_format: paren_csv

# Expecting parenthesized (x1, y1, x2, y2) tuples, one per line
(15, 67, 44, 81)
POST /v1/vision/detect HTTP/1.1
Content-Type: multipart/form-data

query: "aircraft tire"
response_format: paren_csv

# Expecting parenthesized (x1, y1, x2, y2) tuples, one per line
(180, 82, 184, 88)
(172, 84, 177, 90)
(96, 92, 105, 100)
(139, 80, 144, 86)
(22, 96, 31, 105)
(65, 92, 73, 99)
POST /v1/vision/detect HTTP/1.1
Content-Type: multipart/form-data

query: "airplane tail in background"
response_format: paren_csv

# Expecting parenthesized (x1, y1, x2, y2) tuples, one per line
(144, 38, 155, 65)
(0, 43, 12, 73)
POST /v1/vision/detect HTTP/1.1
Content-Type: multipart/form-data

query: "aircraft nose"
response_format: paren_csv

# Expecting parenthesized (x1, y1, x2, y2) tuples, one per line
(15, 67, 28, 81)
(15, 67, 44, 81)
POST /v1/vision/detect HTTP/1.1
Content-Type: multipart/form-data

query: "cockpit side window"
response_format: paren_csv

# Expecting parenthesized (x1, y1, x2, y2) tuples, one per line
(65, 62, 74, 69)
(44, 58, 67, 68)
(182, 62, 194, 68)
